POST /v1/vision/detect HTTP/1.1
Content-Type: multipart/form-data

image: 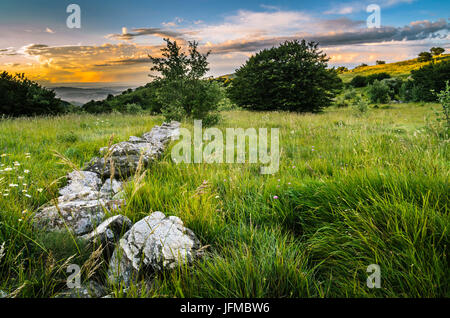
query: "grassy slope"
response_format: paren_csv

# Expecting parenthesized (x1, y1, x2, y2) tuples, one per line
(339, 54, 450, 83)
(0, 104, 448, 297)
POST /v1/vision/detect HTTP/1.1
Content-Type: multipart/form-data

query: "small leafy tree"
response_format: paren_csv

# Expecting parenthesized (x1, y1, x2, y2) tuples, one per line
(228, 40, 342, 112)
(376, 60, 386, 65)
(353, 95, 369, 115)
(149, 38, 221, 124)
(430, 47, 445, 56)
(418, 52, 433, 62)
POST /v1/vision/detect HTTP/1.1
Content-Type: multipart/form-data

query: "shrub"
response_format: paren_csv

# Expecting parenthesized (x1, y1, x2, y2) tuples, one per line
(366, 72, 391, 84)
(382, 78, 403, 99)
(367, 80, 392, 104)
(227, 40, 342, 112)
(399, 80, 414, 102)
(435, 81, 450, 134)
(157, 78, 222, 125)
(334, 95, 349, 108)
(0, 72, 66, 116)
(410, 60, 450, 102)
(124, 103, 143, 114)
(343, 88, 357, 101)
(350, 75, 368, 88)
(353, 96, 369, 114)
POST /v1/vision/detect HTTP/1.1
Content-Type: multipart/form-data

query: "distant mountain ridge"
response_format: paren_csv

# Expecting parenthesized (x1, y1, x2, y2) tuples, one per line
(48, 86, 135, 105)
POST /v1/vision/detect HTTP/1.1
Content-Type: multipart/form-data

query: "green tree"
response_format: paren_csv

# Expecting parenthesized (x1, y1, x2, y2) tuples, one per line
(0, 72, 65, 116)
(376, 60, 386, 65)
(410, 60, 450, 102)
(430, 47, 445, 56)
(418, 52, 433, 62)
(149, 38, 221, 124)
(227, 40, 342, 112)
(336, 66, 349, 73)
(350, 75, 368, 88)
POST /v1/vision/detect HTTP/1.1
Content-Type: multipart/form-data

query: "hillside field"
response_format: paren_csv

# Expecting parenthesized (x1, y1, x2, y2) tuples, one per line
(339, 54, 450, 83)
(0, 103, 448, 297)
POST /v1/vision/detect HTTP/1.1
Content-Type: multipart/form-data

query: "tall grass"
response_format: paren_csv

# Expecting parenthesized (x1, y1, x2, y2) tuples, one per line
(0, 104, 448, 297)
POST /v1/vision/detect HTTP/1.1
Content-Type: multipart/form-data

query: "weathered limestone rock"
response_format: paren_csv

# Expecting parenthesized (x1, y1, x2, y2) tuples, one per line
(100, 179, 123, 198)
(84, 122, 180, 178)
(107, 211, 201, 286)
(33, 170, 126, 236)
(34, 199, 108, 236)
(82, 215, 132, 247)
(59, 170, 102, 197)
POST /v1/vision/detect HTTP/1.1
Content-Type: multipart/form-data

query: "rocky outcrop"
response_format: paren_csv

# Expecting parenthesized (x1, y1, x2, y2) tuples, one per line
(84, 122, 180, 179)
(32, 122, 203, 297)
(33, 122, 180, 236)
(108, 211, 202, 286)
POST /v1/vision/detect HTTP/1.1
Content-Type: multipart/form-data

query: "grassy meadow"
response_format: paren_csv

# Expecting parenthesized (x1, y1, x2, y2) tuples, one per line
(0, 103, 448, 297)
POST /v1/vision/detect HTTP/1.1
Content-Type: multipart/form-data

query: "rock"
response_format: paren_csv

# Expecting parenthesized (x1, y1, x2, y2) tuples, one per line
(84, 122, 180, 178)
(100, 179, 123, 198)
(82, 215, 132, 247)
(33, 168, 127, 235)
(59, 170, 102, 197)
(34, 199, 108, 236)
(112, 190, 127, 200)
(108, 211, 201, 286)
(54, 281, 107, 298)
(142, 121, 181, 145)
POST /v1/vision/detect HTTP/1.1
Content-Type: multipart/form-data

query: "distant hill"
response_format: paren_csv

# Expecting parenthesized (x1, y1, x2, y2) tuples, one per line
(49, 86, 133, 105)
(339, 54, 450, 83)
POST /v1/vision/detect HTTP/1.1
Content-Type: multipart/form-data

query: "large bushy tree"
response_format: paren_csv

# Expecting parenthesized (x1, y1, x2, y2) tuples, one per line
(0, 72, 65, 116)
(227, 40, 342, 112)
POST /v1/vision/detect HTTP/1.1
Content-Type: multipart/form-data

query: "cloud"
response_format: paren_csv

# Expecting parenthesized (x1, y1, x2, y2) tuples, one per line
(200, 18, 448, 54)
(45, 28, 55, 34)
(106, 27, 184, 41)
(324, 0, 415, 15)
(14, 42, 161, 83)
(0, 47, 19, 56)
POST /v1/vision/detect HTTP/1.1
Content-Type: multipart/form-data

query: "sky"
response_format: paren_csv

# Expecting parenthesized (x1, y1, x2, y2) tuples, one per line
(0, 0, 449, 87)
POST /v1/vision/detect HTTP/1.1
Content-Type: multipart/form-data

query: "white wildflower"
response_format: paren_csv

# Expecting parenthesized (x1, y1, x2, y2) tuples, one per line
(0, 242, 5, 262)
